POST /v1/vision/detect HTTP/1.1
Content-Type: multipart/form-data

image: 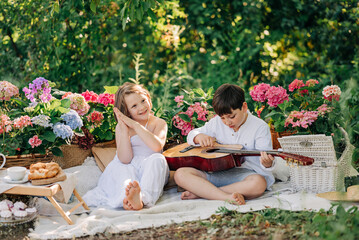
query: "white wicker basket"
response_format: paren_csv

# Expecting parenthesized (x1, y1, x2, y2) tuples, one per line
(278, 130, 356, 193)
(277, 134, 337, 168)
(288, 166, 338, 193)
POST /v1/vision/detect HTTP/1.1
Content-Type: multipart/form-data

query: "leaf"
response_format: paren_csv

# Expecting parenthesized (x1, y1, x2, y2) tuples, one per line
(61, 98, 71, 108)
(147, 9, 156, 21)
(105, 131, 113, 140)
(192, 88, 206, 97)
(104, 86, 119, 94)
(51, 147, 63, 157)
(178, 113, 191, 122)
(53, 1, 60, 13)
(42, 131, 57, 142)
(90, 1, 97, 13)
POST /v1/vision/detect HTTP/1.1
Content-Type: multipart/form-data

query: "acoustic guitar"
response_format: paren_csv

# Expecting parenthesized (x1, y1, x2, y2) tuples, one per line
(163, 143, 314, 172)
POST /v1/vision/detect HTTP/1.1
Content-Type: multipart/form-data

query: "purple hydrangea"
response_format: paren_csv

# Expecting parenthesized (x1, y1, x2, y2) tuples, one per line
(53, 123, 73, 139)
(23, 77, 52, 103)
(61, 110, 83, 130)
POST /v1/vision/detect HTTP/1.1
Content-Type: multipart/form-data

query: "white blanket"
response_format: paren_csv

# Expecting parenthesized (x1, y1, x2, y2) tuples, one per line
(28, 158, 342, 239)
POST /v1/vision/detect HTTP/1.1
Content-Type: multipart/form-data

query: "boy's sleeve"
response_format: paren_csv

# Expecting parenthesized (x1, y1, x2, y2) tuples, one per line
(255, 124, 276, 170)
(187, 118, 216, 146)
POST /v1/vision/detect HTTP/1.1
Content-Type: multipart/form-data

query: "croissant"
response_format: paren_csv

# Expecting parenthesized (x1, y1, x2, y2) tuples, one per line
(28, 162, 61, 180)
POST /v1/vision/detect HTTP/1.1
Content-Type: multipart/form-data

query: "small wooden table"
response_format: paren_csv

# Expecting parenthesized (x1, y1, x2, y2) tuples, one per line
(3, 184, 89, 225)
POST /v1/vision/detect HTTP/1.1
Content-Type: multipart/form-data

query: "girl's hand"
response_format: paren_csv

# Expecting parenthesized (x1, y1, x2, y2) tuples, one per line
(260, 152, 275, 168)
(116, 116, 129, 134)
(114, 107, 137, 129)
(194, 133, 216, 147)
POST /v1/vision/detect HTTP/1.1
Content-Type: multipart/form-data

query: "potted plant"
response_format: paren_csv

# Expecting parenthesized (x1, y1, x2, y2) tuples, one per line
(0, 77, 83, 168)
(250, 79, 344, 152)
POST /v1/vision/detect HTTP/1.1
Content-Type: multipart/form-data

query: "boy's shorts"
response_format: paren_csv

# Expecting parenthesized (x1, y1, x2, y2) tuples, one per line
(204, 167, 258, 187)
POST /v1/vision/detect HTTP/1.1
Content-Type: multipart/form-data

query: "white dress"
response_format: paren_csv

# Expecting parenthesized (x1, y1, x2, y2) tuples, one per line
(83, 135, 170, 208)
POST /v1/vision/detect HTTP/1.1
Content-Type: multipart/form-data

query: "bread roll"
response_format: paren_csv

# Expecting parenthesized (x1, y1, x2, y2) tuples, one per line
(28, 162, 61, 180)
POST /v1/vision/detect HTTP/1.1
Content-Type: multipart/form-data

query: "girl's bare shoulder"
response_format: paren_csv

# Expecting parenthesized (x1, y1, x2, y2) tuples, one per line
(150, 115, 167, 127)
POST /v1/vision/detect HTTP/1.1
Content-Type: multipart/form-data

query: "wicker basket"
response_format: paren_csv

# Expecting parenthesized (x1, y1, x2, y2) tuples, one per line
(53, 145, 93, 169)
(93, 140, 116, 148)
(278, 130, 356, 193)
(4, 153, 54, 169)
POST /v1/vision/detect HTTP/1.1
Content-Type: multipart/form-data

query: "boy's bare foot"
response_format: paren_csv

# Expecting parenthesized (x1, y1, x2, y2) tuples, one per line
(229, 192, 245, 205)
(125, 181, 143, 210)
(181, 191, 200, 200)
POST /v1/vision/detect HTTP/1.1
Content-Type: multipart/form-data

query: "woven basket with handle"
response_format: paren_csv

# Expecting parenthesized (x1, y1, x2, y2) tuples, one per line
(53, 144, 93, 169)
(4, 153, 54, 169)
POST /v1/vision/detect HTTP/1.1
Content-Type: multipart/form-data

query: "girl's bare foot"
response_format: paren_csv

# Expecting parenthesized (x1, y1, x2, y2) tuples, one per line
(125, 181, 143, 210)
(123, 198, 133, 210)
(181, 191, 200, 200)
(229, 192, 245, 205)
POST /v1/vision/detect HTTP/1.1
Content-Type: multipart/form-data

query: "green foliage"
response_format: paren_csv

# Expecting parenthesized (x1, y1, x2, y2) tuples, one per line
(208, 204, 359, 239)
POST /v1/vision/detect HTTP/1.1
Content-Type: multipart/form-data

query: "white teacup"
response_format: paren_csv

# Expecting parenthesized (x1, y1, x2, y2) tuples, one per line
(7, 167, 27, 181)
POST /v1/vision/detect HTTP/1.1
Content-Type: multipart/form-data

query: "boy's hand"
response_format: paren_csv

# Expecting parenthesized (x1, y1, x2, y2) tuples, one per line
(260, 152, 275, 168)
(194, 133, 216, 147)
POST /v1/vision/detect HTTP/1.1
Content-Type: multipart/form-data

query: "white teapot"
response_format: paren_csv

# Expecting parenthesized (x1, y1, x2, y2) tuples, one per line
(0, 153, 6, 169)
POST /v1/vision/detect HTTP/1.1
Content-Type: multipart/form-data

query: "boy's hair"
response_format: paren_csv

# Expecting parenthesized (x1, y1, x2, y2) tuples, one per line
(114, 82, 152, 122)
(212, 84, 245, 116)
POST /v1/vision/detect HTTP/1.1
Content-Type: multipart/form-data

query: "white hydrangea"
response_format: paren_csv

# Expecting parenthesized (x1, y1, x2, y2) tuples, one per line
(31, 114, 53, 128)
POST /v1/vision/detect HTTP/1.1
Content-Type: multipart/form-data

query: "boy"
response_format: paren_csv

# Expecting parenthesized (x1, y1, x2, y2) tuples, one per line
(174, 83, 275, 205)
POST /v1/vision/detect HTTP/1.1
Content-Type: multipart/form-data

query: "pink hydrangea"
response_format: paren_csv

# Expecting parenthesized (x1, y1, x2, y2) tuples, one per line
(250, 83, 271, 102)
(265, 86, 289, 107)
(317, 104, 333, 116)
(288, 79, 305, 92)
(13, 115, 32, 130)
(174, 95, 184, 106)
(322, 85, 341, 101)
(0, 114, 12, 134)
(97, 93, 115, 106)
(172, 115, 194, 136)
(0, 81, 19, 101)
(172, 102, 209, 136)
(305, 79, 319, 87)
(81, 90, 99, 102)
(285, 110, 319, 129)
(63, 93, 90, 116)
(28, 135, 42, 148)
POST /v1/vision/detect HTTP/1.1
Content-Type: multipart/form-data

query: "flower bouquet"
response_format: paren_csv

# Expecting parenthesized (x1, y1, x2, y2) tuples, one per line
(0, 77, 83, 158)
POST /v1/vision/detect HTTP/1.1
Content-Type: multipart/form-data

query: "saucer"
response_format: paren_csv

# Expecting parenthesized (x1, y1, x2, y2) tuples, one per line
(3, 174, 29, 184)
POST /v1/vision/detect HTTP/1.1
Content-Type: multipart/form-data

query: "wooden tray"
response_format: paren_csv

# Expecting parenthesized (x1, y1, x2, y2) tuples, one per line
(31, 170, 67, 186)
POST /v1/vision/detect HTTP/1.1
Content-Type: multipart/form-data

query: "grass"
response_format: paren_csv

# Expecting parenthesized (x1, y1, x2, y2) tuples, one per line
(2, 202, 358, 239)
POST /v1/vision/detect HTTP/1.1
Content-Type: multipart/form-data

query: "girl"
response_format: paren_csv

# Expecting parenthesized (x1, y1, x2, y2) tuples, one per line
(83, 82, 169, 210)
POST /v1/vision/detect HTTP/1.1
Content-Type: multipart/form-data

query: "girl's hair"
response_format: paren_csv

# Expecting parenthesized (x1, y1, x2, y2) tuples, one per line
(212, 83, 245, 116)
(114, 82, 152, 122)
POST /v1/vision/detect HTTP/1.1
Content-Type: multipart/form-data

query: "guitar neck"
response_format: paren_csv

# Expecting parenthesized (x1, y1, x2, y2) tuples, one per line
(215, 149, 279, 156)
(213, 148, 314, 166)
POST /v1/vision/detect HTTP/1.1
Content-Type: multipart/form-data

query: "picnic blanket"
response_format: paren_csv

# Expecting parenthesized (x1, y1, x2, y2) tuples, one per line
(28, 157, 348, 239)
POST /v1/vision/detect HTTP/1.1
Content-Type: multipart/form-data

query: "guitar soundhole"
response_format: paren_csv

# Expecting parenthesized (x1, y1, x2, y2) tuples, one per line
(205, 148, 220, 153)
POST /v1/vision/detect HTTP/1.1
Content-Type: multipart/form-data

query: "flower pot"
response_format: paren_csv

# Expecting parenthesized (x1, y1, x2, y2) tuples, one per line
(53, 145, 93, 169)
(270, 126, 296, 149)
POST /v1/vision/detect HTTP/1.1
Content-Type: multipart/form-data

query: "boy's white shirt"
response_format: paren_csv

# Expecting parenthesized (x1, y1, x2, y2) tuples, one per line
(187, 111, 276, 189)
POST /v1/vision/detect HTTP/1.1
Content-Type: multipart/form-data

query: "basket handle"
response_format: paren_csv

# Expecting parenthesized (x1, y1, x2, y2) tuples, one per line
(0, 153, 6, 169)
